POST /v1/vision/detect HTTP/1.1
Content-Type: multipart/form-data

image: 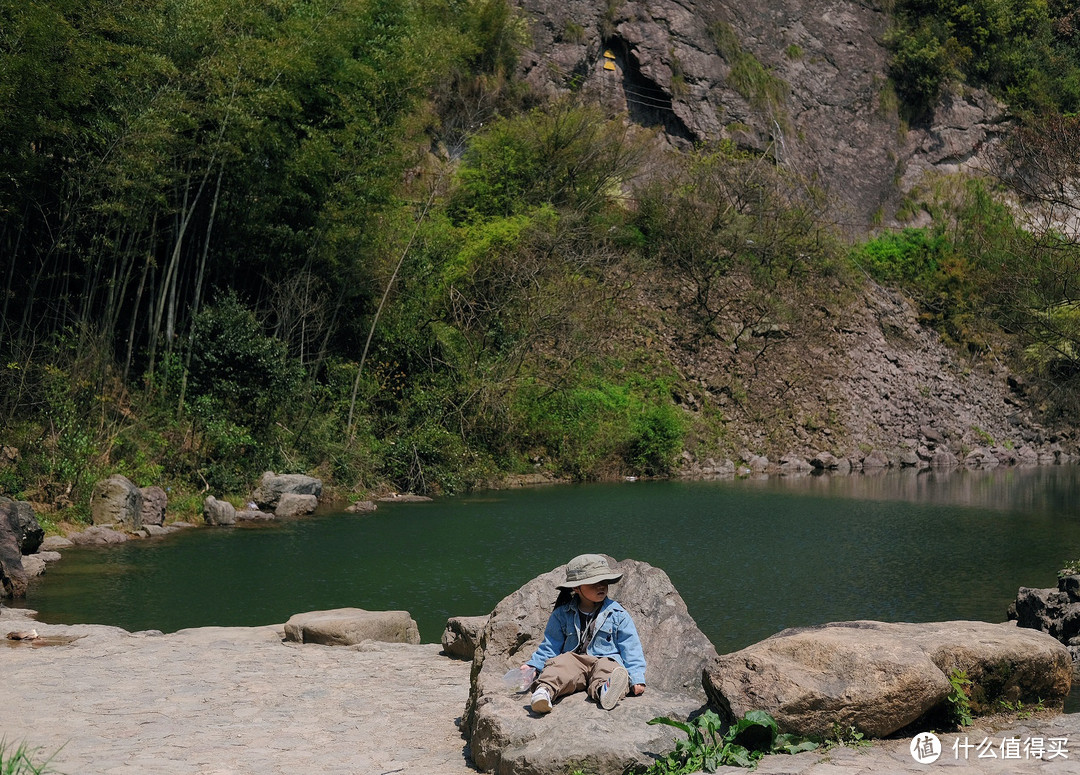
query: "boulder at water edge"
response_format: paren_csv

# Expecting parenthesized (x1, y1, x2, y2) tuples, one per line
(284, 608, 420, 645)
(0, 501, 30, 597)
(1009, 574, 1080, 666)
(463, 557, 717, 775)
(274, 492, 318, 518)
(253, 471, 322, 510)
(68, 525, 130, 545)
(703, 620, 1071, 739)
(139, 486, 168, 526)
(0, 496, 44, 554)
(203, 496, 237, 526)
(90, 474, 143, 528)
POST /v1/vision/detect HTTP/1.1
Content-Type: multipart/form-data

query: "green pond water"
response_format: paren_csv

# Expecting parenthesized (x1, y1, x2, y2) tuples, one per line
(20, 466, 1080, 657)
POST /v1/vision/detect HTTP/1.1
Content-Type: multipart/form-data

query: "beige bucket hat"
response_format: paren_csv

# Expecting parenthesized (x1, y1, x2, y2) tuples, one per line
(557, 554, 624, 589)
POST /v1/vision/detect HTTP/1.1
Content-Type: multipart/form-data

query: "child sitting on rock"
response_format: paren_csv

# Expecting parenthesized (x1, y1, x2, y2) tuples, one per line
(522, 554, 647, 713)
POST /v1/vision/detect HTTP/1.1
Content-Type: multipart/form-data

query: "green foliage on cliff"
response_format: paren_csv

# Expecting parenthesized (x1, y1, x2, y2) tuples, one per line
(886, 0, 1080, 117)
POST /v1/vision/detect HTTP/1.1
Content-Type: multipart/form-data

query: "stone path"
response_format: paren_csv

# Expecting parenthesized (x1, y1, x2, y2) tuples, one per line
(0, 609, 474, 775)
(4, 607, 1080, 775)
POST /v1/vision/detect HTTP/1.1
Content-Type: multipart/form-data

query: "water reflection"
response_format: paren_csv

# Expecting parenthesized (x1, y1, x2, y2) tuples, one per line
(738, 465, 1080, 513)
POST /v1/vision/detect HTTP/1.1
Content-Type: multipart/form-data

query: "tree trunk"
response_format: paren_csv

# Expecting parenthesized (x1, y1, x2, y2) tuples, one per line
(177, 163, 224, 417)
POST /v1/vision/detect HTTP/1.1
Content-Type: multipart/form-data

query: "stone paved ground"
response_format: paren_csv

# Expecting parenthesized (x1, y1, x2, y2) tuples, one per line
(4, 607, 1080, 775)
(0, 609, 475, 775)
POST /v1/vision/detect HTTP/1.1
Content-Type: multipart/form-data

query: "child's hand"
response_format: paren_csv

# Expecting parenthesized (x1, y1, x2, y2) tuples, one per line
(631, 684, 645, 696)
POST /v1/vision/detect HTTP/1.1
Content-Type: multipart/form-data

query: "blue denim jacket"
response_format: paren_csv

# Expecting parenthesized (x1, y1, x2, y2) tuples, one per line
(526, 597, 647, 686)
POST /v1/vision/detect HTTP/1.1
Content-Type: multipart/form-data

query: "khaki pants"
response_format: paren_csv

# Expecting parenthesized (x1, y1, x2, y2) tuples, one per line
(535, 652, 621, 702)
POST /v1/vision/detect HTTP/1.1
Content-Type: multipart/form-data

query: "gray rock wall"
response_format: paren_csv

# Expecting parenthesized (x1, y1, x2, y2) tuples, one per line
(511, 0, 1006, 229)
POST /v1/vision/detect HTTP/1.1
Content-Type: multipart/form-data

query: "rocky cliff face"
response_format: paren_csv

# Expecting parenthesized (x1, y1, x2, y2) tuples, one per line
(514, 0, 1009, 229)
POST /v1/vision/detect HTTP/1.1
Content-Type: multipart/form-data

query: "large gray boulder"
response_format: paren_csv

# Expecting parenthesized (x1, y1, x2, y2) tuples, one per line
(704, 620, 1071, 739)
(903, 620, 1071, 712)
(0, 501, 29, 598)
(274, 492, 318, 518)
(90, 474, 143, 528)
(139, 486, 168, 526)
(203, 496, 237, 526)
(1009, 574, 1080, 668)
(283, 608, 420, 646)
(463, 557, 717, 775)
(253, 471, 322, 510)
(0, 496, 44, 554)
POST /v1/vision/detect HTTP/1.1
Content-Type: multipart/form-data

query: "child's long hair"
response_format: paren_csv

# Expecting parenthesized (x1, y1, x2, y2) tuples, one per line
(552, 588, 575, 610)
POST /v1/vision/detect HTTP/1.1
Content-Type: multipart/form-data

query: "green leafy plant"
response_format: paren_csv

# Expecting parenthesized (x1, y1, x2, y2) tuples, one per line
(971, 426, 995, 446)
(1060, 559, 1080, 578)
(947, 669, 974, 727)
(645, 709, 817, 773)
(1000, 697, 1044, 719)
(824, 723, 871, 750)
(0, 739, 62, 775)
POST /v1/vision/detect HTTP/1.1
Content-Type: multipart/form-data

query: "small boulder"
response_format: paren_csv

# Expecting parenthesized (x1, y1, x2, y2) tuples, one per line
(441, 615, 488, 660)
(779, 454, 812, 474)
(861, 449, 891, 468)
(41, 535, 72, 550)
(90, 474, 143, 527)
(139, 486, 168, 526)
(68, 525, 129, 545)
(346, 500, 377, 513)
(21, 554, 46, 578)
(252, 471, 322, 510)
(897, 448, 921, 467)
(274, 492, 318, 518)
(745, 454, 770, 472)
(920, 425, 947, 445)
(964, 447, 999, 468)
(376, 493, 433, 503)
(1016, 446, 1040, 466)
(283, 608, 420, 646)
(809, 452, 840, 470)
(203, 496, 237, 526)
(236, 508, 274, 522)
(931, 448, 960, 468)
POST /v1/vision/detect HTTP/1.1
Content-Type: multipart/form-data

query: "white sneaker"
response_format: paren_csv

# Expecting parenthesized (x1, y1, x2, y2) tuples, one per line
(530, 686, 553, 713)
(599, 666, 629, 710)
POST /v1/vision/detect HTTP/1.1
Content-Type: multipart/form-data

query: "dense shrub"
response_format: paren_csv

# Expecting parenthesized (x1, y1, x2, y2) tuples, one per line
(512, 376, 685, 479)
(187, 292, 304, 430)
(887, 0, 1080, 116)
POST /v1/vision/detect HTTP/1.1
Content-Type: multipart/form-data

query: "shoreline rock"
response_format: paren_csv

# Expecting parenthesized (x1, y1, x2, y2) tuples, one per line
(705, 620, 1071, 739)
